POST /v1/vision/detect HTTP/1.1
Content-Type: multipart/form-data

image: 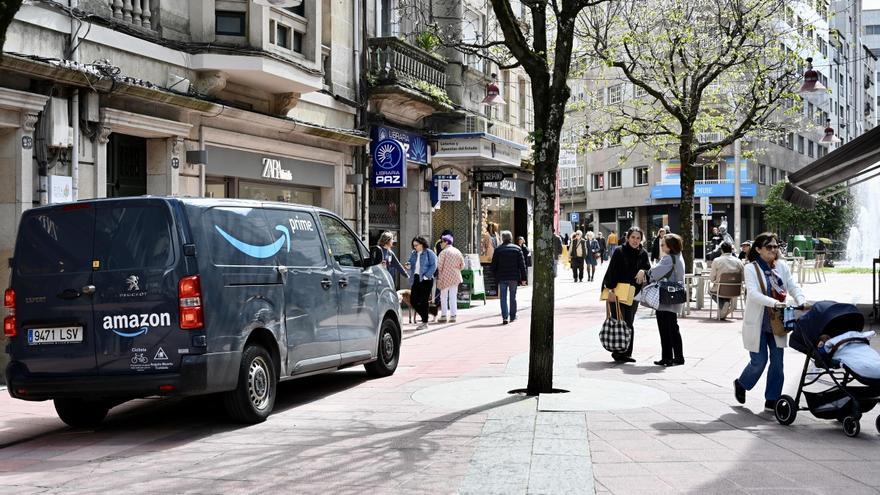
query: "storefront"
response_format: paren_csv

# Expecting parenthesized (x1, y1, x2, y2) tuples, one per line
(204, 145, 336, 207)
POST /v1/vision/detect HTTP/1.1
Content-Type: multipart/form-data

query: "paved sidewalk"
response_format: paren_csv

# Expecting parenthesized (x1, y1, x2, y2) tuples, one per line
(0, 266, 878, 494)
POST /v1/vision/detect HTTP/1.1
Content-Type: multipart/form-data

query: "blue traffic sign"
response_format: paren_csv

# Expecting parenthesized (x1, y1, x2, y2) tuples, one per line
(570, 212, 580, 222)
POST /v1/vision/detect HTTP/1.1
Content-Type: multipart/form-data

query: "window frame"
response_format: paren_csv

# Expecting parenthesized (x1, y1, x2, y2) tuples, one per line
(318, 214, 368, 269)
(608, 170, 623, 189)
(635, 167, 649, 186)
(591, 173, 605, 191)
(215, 11, 246, 36)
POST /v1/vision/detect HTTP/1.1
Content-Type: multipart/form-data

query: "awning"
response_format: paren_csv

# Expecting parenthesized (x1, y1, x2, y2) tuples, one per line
(785, 125, 880, 207)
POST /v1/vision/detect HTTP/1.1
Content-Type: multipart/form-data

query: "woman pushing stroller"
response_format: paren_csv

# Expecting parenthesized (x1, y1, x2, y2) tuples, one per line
(733, 232, 809, 411)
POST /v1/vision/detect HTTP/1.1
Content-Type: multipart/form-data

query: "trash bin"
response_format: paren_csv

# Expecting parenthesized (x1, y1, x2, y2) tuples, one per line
(787, 235, 812, 259)
(460, 266, 486, 308)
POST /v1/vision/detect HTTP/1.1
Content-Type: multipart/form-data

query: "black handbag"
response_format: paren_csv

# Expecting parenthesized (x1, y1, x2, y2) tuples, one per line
(658, 255, 687, 305)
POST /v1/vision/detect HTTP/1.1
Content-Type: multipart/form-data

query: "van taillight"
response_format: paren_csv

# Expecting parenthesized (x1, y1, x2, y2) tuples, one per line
(4, 288, 15, 337)
(178, 276, 203, 330)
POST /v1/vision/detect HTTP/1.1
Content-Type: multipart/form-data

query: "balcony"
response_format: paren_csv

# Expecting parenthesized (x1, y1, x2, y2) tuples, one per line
(367, 37, 451, 126)
(108, 0, 155, 31)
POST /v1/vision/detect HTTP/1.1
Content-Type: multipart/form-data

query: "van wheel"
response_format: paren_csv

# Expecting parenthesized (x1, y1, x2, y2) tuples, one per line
(54, 398, 109, 428)
(365, 319, 399, 378)
(223, 344, 277, 424)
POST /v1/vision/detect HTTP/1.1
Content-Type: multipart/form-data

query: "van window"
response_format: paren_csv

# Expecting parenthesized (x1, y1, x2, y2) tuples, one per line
(206, 207, 279, 266)
(95, 206, 174, 270)
(16, 207, 94, 275)
(319, 215, 363, 268)
(263, 209, 326, 267)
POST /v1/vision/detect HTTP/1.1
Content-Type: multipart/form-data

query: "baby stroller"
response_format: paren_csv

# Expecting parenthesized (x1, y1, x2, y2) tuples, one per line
(774, 301, 880, 437)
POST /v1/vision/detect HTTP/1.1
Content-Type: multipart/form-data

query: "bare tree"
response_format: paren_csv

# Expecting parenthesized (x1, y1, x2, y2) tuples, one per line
(398, 0, 608, 394)
(577, 0, 804, 271)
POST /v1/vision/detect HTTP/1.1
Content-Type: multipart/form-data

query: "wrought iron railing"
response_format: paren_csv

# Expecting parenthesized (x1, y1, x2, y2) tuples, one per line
(367, 37, 447, 90)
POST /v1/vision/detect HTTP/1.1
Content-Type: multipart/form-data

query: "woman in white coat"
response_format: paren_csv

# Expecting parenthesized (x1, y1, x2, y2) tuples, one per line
(734, 232, 808, 411)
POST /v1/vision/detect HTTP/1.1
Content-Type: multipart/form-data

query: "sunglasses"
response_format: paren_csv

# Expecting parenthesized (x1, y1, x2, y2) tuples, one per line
(762, 244, 780, 250)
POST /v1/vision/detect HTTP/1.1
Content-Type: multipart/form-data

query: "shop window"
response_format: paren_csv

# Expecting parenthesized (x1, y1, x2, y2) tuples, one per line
(216, 11, 246, 36)
(592, 173, 604, 191)
(635, 167, 649, 186)
(609, 170, 622, 189)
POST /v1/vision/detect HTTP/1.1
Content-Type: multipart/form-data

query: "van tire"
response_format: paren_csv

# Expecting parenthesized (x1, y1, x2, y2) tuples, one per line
(54, 398, 109, 428)
(365, 319, 399, 378)
(223, 344, 277, 424)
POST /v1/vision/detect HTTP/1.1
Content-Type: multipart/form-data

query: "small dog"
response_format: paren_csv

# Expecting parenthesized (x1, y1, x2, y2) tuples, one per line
(396, 289, 438, 324)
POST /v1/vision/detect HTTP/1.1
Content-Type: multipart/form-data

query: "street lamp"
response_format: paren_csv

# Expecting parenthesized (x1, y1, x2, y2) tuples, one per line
(798, 57, 829, 107)
(482, 73, 506, 106)
(818, 119, 841, 145)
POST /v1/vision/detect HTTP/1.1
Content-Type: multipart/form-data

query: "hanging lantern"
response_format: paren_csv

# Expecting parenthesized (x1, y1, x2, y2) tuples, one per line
(798, 57, 829, 107)
(481, 73, 506, 106)
(253, 0, 303, 7)
(818, 119, 841, 144)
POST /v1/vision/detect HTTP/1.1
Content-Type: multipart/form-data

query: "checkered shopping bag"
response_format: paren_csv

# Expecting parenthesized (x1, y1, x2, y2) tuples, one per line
(599, 301, 632, 353)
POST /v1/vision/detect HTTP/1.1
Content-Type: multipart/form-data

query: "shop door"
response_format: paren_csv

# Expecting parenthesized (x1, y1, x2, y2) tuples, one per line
(107, 134, 147, 198)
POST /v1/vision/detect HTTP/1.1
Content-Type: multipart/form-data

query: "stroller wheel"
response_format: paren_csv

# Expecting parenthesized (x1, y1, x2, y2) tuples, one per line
(774, 395, 797, 426)
(843, 416, 860, 438)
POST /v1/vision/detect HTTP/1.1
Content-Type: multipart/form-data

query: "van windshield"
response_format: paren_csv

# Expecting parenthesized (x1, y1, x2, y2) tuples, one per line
(16, 207, 95, 275)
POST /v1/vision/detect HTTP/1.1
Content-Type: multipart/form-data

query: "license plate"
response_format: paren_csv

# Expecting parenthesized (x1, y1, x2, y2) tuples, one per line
(27, 327, 83, 345)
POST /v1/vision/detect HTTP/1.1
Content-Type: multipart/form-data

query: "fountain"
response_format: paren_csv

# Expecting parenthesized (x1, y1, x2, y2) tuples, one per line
(845, 175, 880, 266)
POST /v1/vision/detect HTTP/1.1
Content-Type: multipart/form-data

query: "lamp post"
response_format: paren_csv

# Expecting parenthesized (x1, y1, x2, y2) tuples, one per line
(734, 138, 741, 248)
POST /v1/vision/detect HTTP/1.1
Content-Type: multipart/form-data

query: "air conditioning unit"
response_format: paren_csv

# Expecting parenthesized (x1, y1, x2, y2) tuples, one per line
(465, 115, 487, 133)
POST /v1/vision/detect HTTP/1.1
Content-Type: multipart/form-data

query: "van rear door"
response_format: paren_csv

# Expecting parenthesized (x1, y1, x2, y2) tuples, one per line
(11, 204, 97, 375)
(90, 200, 186, 375)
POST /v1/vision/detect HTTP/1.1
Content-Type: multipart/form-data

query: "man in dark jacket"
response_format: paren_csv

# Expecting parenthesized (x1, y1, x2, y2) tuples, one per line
(491, 230, 527, 324)
(553, 231, 563, 277)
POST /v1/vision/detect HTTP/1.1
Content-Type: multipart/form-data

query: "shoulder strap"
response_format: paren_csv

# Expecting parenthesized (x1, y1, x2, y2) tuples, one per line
(753, 262, 767, 294)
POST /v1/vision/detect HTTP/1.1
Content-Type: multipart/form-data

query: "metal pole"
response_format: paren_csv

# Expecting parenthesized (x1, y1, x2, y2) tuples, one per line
(734, 138, 741, 248)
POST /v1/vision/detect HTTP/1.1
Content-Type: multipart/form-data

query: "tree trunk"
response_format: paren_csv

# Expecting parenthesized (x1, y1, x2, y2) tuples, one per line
(527, 83, 566, 395)
(678, 141, 696, 275)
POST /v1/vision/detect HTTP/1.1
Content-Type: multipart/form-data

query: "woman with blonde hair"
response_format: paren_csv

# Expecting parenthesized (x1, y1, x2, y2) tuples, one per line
(584, 231, 600, 282)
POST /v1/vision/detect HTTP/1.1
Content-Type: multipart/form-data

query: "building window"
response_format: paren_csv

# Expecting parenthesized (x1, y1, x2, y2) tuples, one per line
(797, 135, 805, 154)
(274, 23, 291, 49)
(634, 85, 647, 98)
(781, 170, 787, 182)
(635, 167, 649, 186)
(759, 164, 766, 184)
(607, 84, 622, 105)
(787, 133, 794, 150)
(592, 173, 604, 190)
(770, 167, 777, 184)
(808, 139, 815, 158)
(609, 170, 622, 189)
(293, 32, 304, 53)
(286, 3, 306, 17)
(216, 11, 246, 36)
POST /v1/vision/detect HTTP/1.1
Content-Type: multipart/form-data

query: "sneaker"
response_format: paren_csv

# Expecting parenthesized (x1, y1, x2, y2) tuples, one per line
(416, 323, 428, 330)
(502, 319, 509, 325)
(734, 379, 746, 404)
(449, 316, 456, 323)
(437, 316, 448, 323)
(764, 400, 776, 412)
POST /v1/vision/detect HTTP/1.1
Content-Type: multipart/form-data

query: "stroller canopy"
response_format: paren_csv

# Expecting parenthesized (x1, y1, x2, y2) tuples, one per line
(790, 301, 866, 354)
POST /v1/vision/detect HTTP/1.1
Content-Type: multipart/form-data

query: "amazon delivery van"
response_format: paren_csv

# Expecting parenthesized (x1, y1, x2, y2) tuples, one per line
(4, 197, 401, 426)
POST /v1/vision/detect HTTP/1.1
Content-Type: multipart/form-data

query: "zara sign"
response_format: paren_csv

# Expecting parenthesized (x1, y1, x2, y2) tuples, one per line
(261, 157, 293, 181)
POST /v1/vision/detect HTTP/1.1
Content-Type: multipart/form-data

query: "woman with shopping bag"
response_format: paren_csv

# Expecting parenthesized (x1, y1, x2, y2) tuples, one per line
(643, 234, 686, 366)
(601, 227, 651, 363)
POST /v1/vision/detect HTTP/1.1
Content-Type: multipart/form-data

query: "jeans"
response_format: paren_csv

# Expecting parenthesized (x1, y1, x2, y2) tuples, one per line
(738, 331, 784, 401)
(656, 310, 683, 362)
(499, 280, 518, 320)
(440, 287, 457, 317)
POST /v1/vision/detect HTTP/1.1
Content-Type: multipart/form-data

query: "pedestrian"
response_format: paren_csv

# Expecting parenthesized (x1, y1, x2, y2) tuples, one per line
(650, 227, 667, 265)
(602, 227, 651, 363)
(481, 223, 499, 262)
(607, 230, 619, 258)
(517, 236, 532, 283)
(739, 240, 751, 261)
(405, 236, 438, 330)
(569, 230, 587, 282)
(562, 232, 570, 247)
(553, 231, 563, 277)
(584, 231, 600, 282)
(436, 234, 464, 324)
(370, 231, 407, 288)
(597, 232, 607, 264)
(648, 233, 686, 366)
(490, 230, 527, 325)
(734, 232, 808, 411)
(710, 241, 744, 319)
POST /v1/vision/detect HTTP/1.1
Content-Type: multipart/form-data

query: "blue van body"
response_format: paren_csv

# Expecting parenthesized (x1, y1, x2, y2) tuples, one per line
(5, 197, 401, 424)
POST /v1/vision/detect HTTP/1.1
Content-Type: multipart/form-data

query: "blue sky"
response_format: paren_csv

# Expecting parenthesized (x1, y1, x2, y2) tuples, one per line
(866, 0, 880, 10)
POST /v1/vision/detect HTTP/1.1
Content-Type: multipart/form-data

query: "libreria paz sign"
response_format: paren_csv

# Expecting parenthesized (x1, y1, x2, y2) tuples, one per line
(371, 139, 407, 189)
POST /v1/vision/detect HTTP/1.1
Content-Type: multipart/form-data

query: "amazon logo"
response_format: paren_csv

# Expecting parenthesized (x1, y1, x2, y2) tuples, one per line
(215, 224, 291, 259)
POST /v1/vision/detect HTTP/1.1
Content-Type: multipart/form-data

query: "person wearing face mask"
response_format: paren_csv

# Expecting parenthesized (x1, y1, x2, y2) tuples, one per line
(734, 232, 808, 412)
(602, 227, 651, 363)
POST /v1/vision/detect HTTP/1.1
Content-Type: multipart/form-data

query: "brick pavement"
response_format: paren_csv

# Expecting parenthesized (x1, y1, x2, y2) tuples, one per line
(0, 266, 878, 494)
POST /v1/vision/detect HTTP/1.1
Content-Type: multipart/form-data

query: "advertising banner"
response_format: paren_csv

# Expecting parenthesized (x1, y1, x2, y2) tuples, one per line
(371, 139, 407, 189)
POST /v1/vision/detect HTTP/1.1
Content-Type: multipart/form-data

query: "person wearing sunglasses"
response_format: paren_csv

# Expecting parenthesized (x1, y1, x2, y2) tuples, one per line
(734, 232, 808, 412)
